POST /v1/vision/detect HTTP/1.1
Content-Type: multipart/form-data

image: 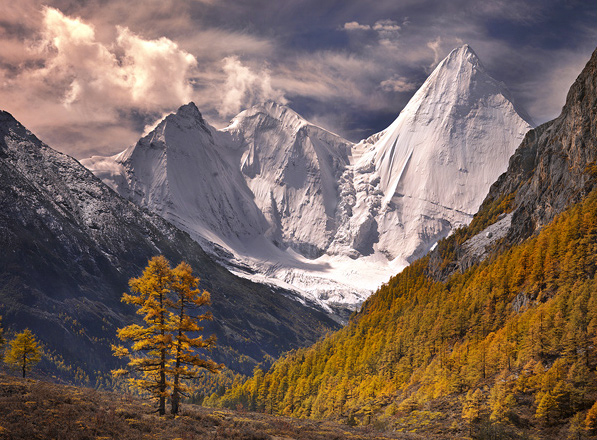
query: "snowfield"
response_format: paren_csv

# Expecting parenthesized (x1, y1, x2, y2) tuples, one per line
(83, 45, 532, 313)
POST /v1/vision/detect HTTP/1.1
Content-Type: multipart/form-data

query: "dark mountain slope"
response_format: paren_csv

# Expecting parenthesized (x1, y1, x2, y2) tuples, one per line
(0, 110, 339, 383)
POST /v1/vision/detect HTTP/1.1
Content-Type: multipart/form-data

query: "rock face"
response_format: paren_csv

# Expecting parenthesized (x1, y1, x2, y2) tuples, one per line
(0, 109, 339, 382)
(492, 46, 597, 242)
(428, 46, 597, 279)
(84, 45, 532, 311)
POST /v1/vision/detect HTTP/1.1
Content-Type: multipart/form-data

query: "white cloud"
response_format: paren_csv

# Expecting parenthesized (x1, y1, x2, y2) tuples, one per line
(343, 19, 401, 47)
(0, 6, 202, 157)
(343, 21, 371, 31)
(373, 19, 401, 32)
(219, 56, 287, 117)
(380, 75, 418, 92)
(32, 7, 198, 113)
(116, 26, 197, 108)
(273, 51, 375, 102)
(427, 36, 443, 67)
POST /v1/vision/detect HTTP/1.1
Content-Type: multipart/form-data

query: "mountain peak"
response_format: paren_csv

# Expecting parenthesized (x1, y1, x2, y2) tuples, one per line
(228, 100, 308, 133)
(0, 110, 29, 135)
(173, 101, 205, 123)
(452, 43, 476, 58)
(251, 100, 300, 119)
(0, 110, 44, 154)
(154, 101, 213, 137)
(435, 44, 485, 78)
(361, 42, 532, 256)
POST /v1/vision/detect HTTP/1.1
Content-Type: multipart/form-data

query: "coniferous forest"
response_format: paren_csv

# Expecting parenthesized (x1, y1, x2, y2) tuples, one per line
(207, 187, 597, 436)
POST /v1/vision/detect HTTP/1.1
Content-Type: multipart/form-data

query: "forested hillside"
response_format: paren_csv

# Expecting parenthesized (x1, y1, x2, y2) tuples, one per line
(210, 189, 597, 434)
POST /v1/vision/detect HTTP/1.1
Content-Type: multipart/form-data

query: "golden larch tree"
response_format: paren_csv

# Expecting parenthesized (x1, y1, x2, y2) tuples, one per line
(5, 329, 41, 378)
(585, 400, 597, 435)
(112, 255, 174, 416)
(169, 261, 220, 414)
(462, 388, 487, 435)
(113, 256, 221, 416)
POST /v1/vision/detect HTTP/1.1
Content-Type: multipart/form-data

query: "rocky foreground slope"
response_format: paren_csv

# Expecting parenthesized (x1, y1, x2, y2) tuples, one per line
(0, 373, 420, 440)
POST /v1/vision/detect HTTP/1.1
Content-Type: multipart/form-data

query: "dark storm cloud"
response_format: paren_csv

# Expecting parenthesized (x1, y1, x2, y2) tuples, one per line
(0, 0, 595, 157)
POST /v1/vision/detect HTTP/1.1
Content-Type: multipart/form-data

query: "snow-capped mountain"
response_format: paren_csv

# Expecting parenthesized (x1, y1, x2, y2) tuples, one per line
(88, 103, 269, 250)
(83, 45, 533, 313)
(224, 102, 353, 259)
(347, 44, 534, 264)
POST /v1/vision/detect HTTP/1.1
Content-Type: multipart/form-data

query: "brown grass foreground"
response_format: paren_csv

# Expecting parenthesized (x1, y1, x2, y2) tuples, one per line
(0, 374, 428, 440)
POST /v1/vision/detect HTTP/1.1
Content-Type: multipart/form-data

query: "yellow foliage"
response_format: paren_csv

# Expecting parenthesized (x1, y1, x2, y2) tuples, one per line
(462, 389, 487, 425)
(4, 329, 41, 378)
(585, 400, 597, 434)
(112, 256, 220, 416)
(211, 189, 597, 429)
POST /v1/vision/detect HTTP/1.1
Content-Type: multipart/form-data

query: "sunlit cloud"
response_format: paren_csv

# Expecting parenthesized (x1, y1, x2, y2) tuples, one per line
(342, 19, 402, 47)
(427, 36, 443, 68)
(0, 6, 200, 156)
(0, 0, 594, 157)
(219, 56, 287, 118)
(380, 75, 418, 93)
(34, 7, 197, 112)
(342, 21, 371, 31)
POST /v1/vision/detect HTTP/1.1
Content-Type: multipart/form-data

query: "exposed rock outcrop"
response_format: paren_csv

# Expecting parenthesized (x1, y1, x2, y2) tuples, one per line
(429, 46, 597, 279)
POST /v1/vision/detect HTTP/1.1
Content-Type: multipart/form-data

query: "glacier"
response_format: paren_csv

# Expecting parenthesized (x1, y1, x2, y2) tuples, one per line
(83, 45, 533, 316)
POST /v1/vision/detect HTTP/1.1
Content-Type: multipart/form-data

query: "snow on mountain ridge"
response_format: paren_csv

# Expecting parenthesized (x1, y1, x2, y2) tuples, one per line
(344, 44, 533, 265)
(83, 44, 533, 313)
(85, 101, 270, 251)
(222, 100, 353, 258)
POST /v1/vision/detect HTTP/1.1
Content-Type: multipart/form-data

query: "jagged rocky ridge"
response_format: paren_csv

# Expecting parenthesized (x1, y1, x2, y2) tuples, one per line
(429, 46, 597, 279)
(0, 110, 340, 382)
(84, 45, 533, 311)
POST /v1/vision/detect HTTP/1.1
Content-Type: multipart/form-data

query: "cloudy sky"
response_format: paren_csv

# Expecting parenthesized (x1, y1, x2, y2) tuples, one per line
(1, 0, 595, 159)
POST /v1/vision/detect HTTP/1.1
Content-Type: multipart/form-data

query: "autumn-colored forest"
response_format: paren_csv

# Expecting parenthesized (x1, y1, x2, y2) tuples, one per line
(207, 189, 597, 436)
